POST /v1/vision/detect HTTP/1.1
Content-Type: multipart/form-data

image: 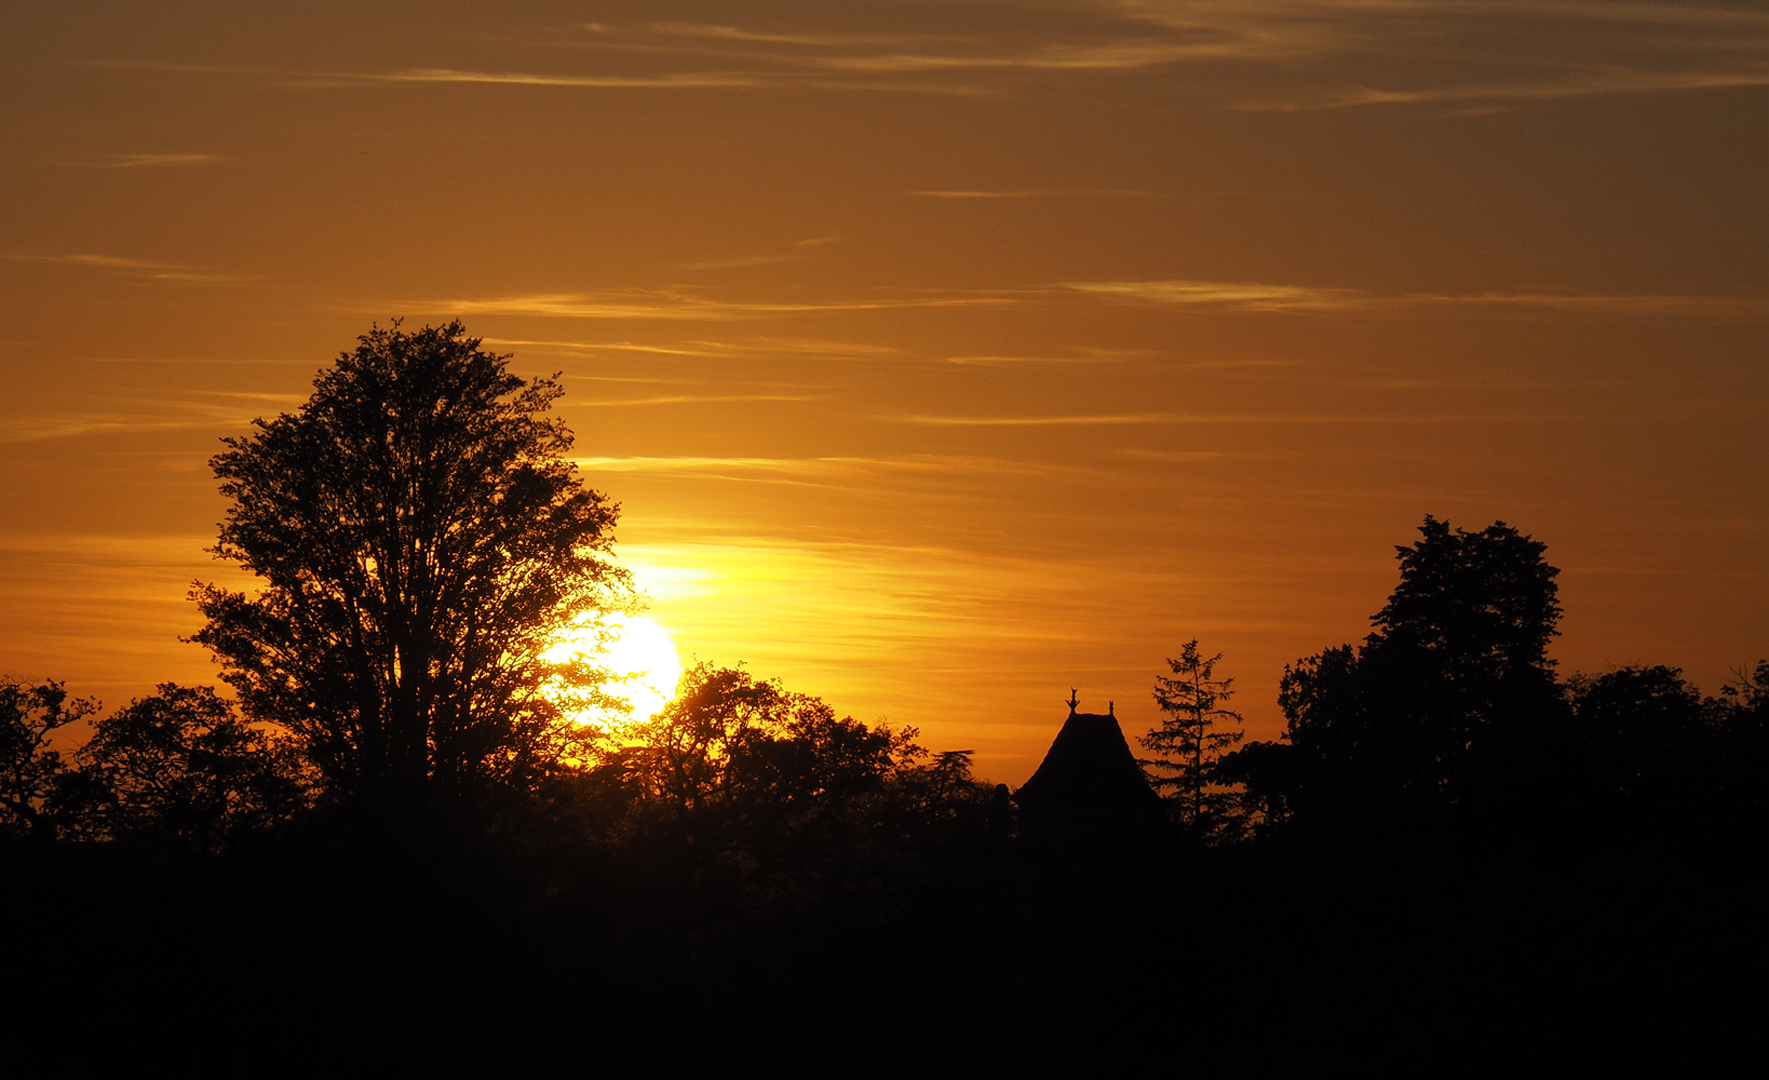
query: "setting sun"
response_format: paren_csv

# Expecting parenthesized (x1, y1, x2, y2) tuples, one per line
(545, 613, 683, 727)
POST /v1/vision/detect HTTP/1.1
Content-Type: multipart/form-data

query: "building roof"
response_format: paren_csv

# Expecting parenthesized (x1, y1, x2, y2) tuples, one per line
(1014, 693, 1163, 813)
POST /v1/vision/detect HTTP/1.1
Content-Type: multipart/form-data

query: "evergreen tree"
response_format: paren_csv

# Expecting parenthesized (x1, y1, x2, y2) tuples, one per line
(1139, 641, 1246, 843)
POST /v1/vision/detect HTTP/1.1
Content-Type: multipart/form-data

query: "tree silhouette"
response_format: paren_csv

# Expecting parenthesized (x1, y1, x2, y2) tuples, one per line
(189, 322, 630, 812)
(0, 677, 97, 846)
(620, 661, 913, 815)
(1224, 517, 1564, 838)
(1139, 641, 1246, 843)
(69, 684, 312, 852)
(1711, 660, 1766, 835)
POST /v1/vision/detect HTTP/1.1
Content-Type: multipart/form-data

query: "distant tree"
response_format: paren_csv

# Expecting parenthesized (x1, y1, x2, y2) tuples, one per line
(588, 662, 1009, 928)
(622, 662, 912, 815)
(1225, 517, 1564, 839)
(70, 684, 313, 852)
(1565, 666, 1709, 811)
(189, 321, 631, 813)
(0, 678, 97, 846)
(1709, 660, 1766, 839)
(1139, 640, 1246, 843)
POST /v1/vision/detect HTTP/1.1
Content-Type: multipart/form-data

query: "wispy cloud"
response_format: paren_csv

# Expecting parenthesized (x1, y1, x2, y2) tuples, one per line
(571, 453, 1092, 480)
(1408, 291, 1769, 316)
(1, 251, 249, 284)
(57, 152, 223, 168)
(409, 290, 1017, 321)
(361, 68, 757, 89)
(678, 253, 804, 271)
(480, 336, 735, 357)
(1116, 448, 1233, 462)
(944, 348, 1143, 366)
(482, 335, 904, 363)
(644, 22, 936, 49)
(900, 413, 1201, 427)
(0, 387, 305, 443)
(1238, 68, 1769, 112)
(571, 393, 820, 407)
(1063, 279, 1370, 311)
(0, 410, 254, 443)
(1062, 279, 1769, 316)
(896, 411, 1566, 426)
(909, 188, 1161, 199)
(82, 2, 1769, 108)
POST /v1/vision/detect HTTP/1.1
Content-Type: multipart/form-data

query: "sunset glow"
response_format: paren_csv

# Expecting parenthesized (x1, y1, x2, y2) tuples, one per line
(0, 1, 1762, 784)
(4, 8, 1764, 1064)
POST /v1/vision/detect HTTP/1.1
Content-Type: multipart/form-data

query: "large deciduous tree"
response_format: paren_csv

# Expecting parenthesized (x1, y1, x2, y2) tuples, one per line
(190, 322, 629, 810)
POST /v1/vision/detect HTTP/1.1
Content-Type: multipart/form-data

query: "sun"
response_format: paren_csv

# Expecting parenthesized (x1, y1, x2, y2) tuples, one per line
(544, 612, 683, 727)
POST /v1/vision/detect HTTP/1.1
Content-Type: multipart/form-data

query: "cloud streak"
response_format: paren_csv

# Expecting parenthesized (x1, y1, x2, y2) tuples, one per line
(565, 454, 1096, 496)
(909, 188, 1161, 199)
(411, 290, 1018, 321)
(1061, 280, 1769, 316)
(80, 3, 1769, 109)
(1, 251, 248, 284)
(571, 394, 820, 408)
(57, 153, 223, 168)
(896, 412, 1573, 426)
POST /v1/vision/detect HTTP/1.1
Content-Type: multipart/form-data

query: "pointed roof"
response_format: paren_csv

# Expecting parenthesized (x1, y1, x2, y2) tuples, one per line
(1014, 692, 1162, 813)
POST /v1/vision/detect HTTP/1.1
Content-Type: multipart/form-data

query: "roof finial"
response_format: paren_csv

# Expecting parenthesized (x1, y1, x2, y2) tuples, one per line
(1067, 688, 1079, 715)
(1109, 700, 1115, 717)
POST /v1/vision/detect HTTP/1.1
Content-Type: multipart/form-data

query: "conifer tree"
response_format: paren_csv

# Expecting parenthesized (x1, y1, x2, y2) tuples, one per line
(1140, 641, 1246, 843)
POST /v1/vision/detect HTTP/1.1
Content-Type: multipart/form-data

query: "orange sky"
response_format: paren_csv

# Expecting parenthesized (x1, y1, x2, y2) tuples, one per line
(3, 1, 1765, 783)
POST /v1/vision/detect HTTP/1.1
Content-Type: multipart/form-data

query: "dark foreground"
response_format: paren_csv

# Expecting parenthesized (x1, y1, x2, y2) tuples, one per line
(7, 818, 1761, 1077)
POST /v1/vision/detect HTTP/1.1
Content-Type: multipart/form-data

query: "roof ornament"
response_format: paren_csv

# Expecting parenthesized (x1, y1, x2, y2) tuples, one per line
(1067, 688, 1079, 715)
(1109, 701, 1115, 716)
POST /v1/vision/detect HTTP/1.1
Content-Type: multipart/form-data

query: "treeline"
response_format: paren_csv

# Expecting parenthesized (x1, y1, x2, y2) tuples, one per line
(1162, 518, 1766, 862)
(3, 325, 1760, 1071)
(4, 518, 1761, 1073)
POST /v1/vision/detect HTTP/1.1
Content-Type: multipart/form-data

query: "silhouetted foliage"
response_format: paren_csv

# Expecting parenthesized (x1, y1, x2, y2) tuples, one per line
(618, 662, 913, 812)
(525, 662, 1011, 950)
(189, 321, 629, 813)
(1567, 666, 1707, 801)
(1224, 516, 1566, 841)
(64, 684, 312, 853)
(7, 506, 1763, 1071)
(0, 677, 96, 846)
(1711, 660, 1767, 834)
(1140, 641, 1247, 843)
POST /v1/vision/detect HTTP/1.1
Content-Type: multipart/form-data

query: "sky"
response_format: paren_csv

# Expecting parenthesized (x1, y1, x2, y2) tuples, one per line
(2, 0, 1765, 783)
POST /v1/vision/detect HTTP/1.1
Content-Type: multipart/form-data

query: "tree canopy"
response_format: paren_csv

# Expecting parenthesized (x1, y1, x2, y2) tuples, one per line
(0, 678, 97, 846)
(190, 321, 630, 811)
(1223, 516, 1566, 838)
(68, 684, 312, 852)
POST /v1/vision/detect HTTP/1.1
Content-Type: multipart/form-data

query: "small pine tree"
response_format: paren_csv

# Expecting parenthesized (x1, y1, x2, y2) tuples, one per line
(1140, 641, 1246, 843)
